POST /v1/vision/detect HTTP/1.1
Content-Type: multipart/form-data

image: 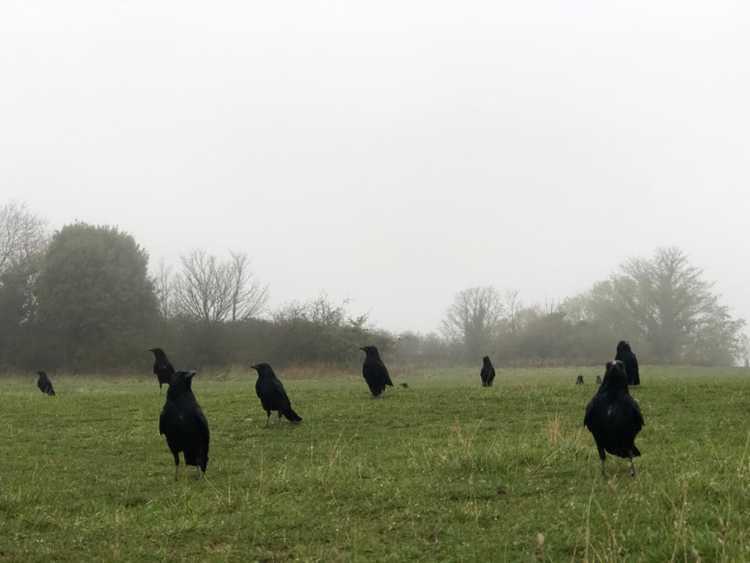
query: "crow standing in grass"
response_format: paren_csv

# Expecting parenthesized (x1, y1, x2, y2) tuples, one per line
(584, 360, 644, 477)
(615, 340, 640, 386)
(360, 345, 393, 397)
(480, 356, 496, 387)
(36, 371, 55, 396)
(159, 370, 210, 479)
(251, 363, 302, 425)
(149, 347, 175, 390)
(576, 375, 584, 385)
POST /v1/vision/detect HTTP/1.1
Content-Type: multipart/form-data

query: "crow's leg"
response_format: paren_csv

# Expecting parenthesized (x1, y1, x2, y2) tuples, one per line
(597, 447, 606, 477)
(278, 411, 282, 421)
(173, 452, 180, 481)
(266, 411, 271, 426)
(629, 453, 636, 477)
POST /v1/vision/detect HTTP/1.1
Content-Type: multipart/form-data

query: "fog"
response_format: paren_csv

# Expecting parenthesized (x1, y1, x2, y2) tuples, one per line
(2, 1, 748, 333)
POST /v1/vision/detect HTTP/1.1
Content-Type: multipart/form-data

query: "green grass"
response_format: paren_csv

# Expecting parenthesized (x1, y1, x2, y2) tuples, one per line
(2, 366, 750, 561)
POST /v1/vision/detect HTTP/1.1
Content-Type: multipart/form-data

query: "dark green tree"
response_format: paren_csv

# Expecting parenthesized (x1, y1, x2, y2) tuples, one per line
(35, 223, 159, 371)
(564, 247, 744, 365)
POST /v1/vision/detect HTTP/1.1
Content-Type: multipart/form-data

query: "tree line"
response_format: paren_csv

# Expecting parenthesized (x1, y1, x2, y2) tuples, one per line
(0, 201, 745, 373)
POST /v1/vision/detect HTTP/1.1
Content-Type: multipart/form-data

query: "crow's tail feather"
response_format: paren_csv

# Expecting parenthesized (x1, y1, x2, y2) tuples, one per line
(282, 408, 302, 423)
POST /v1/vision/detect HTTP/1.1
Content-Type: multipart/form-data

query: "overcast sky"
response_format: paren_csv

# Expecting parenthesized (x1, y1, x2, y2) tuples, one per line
(2, 1, 748, 333)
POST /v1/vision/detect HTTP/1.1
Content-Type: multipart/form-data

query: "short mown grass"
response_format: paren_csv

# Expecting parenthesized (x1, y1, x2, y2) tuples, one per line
(2, 366, 750, 561)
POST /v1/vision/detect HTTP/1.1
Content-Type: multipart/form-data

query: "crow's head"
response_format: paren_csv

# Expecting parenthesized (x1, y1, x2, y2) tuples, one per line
(602, 360, 628, 390)
(482, 356, 491, 364)
(148, 348, 167, 362)
(166, 370, 197, 398)
(616, 341, 631, 354)
(251, 363, 275, 378)
(360, 345, 379, 358)
(37, 370, 47, 378)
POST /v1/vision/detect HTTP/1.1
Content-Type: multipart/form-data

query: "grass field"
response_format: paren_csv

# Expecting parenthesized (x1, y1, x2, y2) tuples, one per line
(2, 366, 750, 562)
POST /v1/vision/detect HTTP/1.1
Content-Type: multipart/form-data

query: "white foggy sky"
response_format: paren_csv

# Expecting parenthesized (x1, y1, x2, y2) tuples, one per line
(2, 1, 749, 333)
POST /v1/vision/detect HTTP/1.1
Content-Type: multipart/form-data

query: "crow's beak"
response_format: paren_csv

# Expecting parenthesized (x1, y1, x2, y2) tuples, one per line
(359, 347, 366, 351)
(251, 364, 259, 371)
(187, 371, 197, 379)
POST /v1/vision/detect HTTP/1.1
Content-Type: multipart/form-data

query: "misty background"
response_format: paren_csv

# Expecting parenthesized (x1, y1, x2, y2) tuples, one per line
(1, 2, 748, 371)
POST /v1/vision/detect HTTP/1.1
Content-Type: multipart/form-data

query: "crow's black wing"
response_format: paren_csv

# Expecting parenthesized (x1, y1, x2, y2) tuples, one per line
(362, 363, 379, 393)
(270, 375, 291, 404)
(154, 359, 175, 386)
(256, 376, 291, 411)
(583, 394, 602, 429)
(622, 394, 644, 429)
(159, 401, 179, 435)
(380, 361, 393, 387)
(193, 407, 210, 444)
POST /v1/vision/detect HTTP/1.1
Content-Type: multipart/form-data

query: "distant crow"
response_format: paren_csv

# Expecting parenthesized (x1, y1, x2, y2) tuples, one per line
(576, 375, 584, 385)
(615, 340, 640, 386)
(400, 382, 409, 389)
(149, 347, 175, 390)
(36, 371, 55, 396)
(360, 345, 393, 397)
(159, 370, 210, 479)
(251, 363, 302, 425)
(584, 361, 644, 476)
(480, 356, 496, 387)
(595, 375, 602, 385)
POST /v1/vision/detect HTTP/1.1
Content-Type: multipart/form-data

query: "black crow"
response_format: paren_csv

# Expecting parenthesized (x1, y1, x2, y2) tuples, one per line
(36, 371, 55, 396)
(615, 340, 640, 386)
(149, 347, 175, 390)
(480, 356, 496, 387)
(360, 345, 393, 397)
(584, 360, 644, 476)
(595, 375, 602, 385)
(576, 375, 584, 385)
(159, 370, 210, 479)
(251, 363, 302, 425)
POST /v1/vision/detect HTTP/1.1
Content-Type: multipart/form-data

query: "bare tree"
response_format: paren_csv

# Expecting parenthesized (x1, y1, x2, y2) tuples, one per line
(0, 201, 47, 275)
(228, 252, 269, 321)
(153, 259, 174, 319)
(173, 249, 268, 323)
(504, 289, 522, 334)
(442, 286, 505, 359)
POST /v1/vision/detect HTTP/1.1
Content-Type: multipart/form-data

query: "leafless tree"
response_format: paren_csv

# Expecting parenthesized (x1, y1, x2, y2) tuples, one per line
(173, 249, 268, 323)
(228, 252, 269, 321)
(153, 259, 174, 319)
(442, 286, 505, 358)
(0, 201, 47, 275)
(504, 289, 522, 334)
